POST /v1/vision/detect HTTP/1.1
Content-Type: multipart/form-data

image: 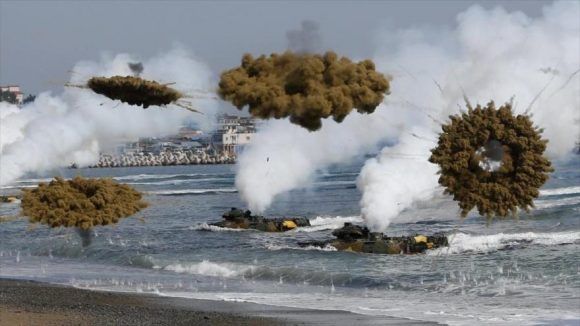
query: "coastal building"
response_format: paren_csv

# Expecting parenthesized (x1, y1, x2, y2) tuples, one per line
(223, 129, 254, 155)
(177, 127, 204, 140)
(213, 114, 257, 154)
(0, 85, 24, 105)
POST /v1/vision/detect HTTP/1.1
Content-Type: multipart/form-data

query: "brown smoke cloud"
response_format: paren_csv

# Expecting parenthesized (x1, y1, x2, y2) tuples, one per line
(22, 177, 148, 230)
(86, 76, 182, 108)
(218, 51, 391, 131)
(429, 102, 553, 219)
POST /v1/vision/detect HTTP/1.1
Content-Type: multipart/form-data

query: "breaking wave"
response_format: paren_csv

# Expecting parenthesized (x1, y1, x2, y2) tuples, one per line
(114, 173, 233, 181)
(190, 223, 248, 232)
(318, 171, 360, 177)
(159, 260, 249, 278)
(0, 184, 37, 189)
(265, 244, 338, 252)
(114, 173, 200, 181)
(15, 178, 52, 183)
(292, 215, 363, 233)
(539, 186, 580, 196)
(534, 197, 580, 209)
(312, 180, 356, 187)
(147, 188, 237, 196)
(428, 231, 580, 255)
(158, 260, 385, 287)
(126, 177, 231, 186)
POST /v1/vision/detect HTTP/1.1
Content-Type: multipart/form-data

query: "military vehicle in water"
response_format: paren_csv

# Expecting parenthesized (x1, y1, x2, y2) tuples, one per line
(210, 208, 311, 232)
(300, 222, 448, 254)
(0, 195, 20, 203)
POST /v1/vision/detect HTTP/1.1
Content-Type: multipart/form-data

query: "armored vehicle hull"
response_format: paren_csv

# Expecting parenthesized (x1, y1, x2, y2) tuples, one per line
(300, 223, 448, 254)
(210, 208, 310, 232)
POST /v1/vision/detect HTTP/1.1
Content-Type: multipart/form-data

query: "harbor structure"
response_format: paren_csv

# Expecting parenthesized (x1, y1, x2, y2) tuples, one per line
(1, 85, 24, 105)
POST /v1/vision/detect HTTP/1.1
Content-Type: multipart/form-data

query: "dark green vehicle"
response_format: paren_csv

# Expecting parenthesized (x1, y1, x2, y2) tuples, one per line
(210, 208, 311, 232)
(300, 222, 448, 254)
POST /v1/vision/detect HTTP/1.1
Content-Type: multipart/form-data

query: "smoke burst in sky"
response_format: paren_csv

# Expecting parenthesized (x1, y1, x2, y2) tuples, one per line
(0, 46, 216, 186)
(236, 1, 579, 228)
(218, 51, 390, 131)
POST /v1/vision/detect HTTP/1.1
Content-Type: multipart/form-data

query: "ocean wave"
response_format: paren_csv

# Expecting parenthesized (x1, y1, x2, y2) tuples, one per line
(126, 179, 194, 186)
(428, 231, 580, 255)
(15, 177, 53, 184)
(292, 215, 363, 233)
(147, 188, 237, 196)
(312, 180, 356, 188)
(534, 197, 580, 209)
(1, 184, 38, 190)
(159, 260, 251, 278)
(266, 244, 338, 252)
(539, 186, 580, 196)
(114, 173, 187, 181)
(126, 177, 231, 186)
(114, 173, 232, 181)
(156, 260, 363, 287)
(319, 172, 359, 177)
(190, 223, 248, 232)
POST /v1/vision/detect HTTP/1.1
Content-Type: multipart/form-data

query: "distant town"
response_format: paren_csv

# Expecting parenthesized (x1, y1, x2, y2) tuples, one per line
(91, 114, 257, 167)
(1, 85, 257, 167)
(1, 85, 35, 105)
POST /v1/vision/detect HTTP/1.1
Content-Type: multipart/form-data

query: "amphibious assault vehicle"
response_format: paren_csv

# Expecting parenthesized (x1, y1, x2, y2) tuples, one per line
(210, 208, 311, 232)
(300, 222, 448, 254)
(0, 195, 20, 203)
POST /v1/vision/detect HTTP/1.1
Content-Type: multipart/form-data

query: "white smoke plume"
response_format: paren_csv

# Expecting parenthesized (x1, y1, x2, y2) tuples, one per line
(235, 112, 403, 213)
(359, 1, 580, 231)
(0, 46, 216, 186)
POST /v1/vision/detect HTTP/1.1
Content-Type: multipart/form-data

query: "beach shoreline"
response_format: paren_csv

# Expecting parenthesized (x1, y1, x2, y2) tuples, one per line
(0, 278, 437, 325)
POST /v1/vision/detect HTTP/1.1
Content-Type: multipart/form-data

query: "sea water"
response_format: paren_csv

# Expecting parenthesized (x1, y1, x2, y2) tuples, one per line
(1, 157, 578, 325)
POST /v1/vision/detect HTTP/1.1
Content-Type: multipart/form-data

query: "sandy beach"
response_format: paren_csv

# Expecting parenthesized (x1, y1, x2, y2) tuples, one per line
(0, 278, 435, 325)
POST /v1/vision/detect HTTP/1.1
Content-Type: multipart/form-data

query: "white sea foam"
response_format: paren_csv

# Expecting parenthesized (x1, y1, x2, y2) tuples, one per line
(147, 188, 237, 195)
(312, 180, 356, 187)
(160, 260, 251, 278)
(539, 186, 580, 196)
(534, 196, 580, 209)
(428, 231, 580, 255)
(114, 173, 230, 181)
(114, 174, 182, 181)
(16, 178, 53, 183)
(0, 184, 37, 189)
(292, 215, 363, 233)
(319, 172, 360, 177)
(127, 177, 230, 186)
(190, 223, 247, 232)
(309, 215, 363, 226)
(126, 179, 194, 186)
(266, 244, 337, 252)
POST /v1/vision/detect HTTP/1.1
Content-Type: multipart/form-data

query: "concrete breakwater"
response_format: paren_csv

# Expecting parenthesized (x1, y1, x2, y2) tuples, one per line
(87, 150, 236, 168)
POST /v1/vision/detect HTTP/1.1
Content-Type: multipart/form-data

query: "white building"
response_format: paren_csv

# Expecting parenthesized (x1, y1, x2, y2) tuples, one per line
(0, 85, 24, 104)
(223, 128, 254, 155)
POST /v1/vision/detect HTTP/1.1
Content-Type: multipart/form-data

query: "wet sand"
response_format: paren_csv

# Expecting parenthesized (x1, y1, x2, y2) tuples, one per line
(0, 278, 439, 325)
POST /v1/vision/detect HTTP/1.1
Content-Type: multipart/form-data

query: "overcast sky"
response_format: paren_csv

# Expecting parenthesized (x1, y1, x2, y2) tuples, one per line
(0, 0, 552, 95)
